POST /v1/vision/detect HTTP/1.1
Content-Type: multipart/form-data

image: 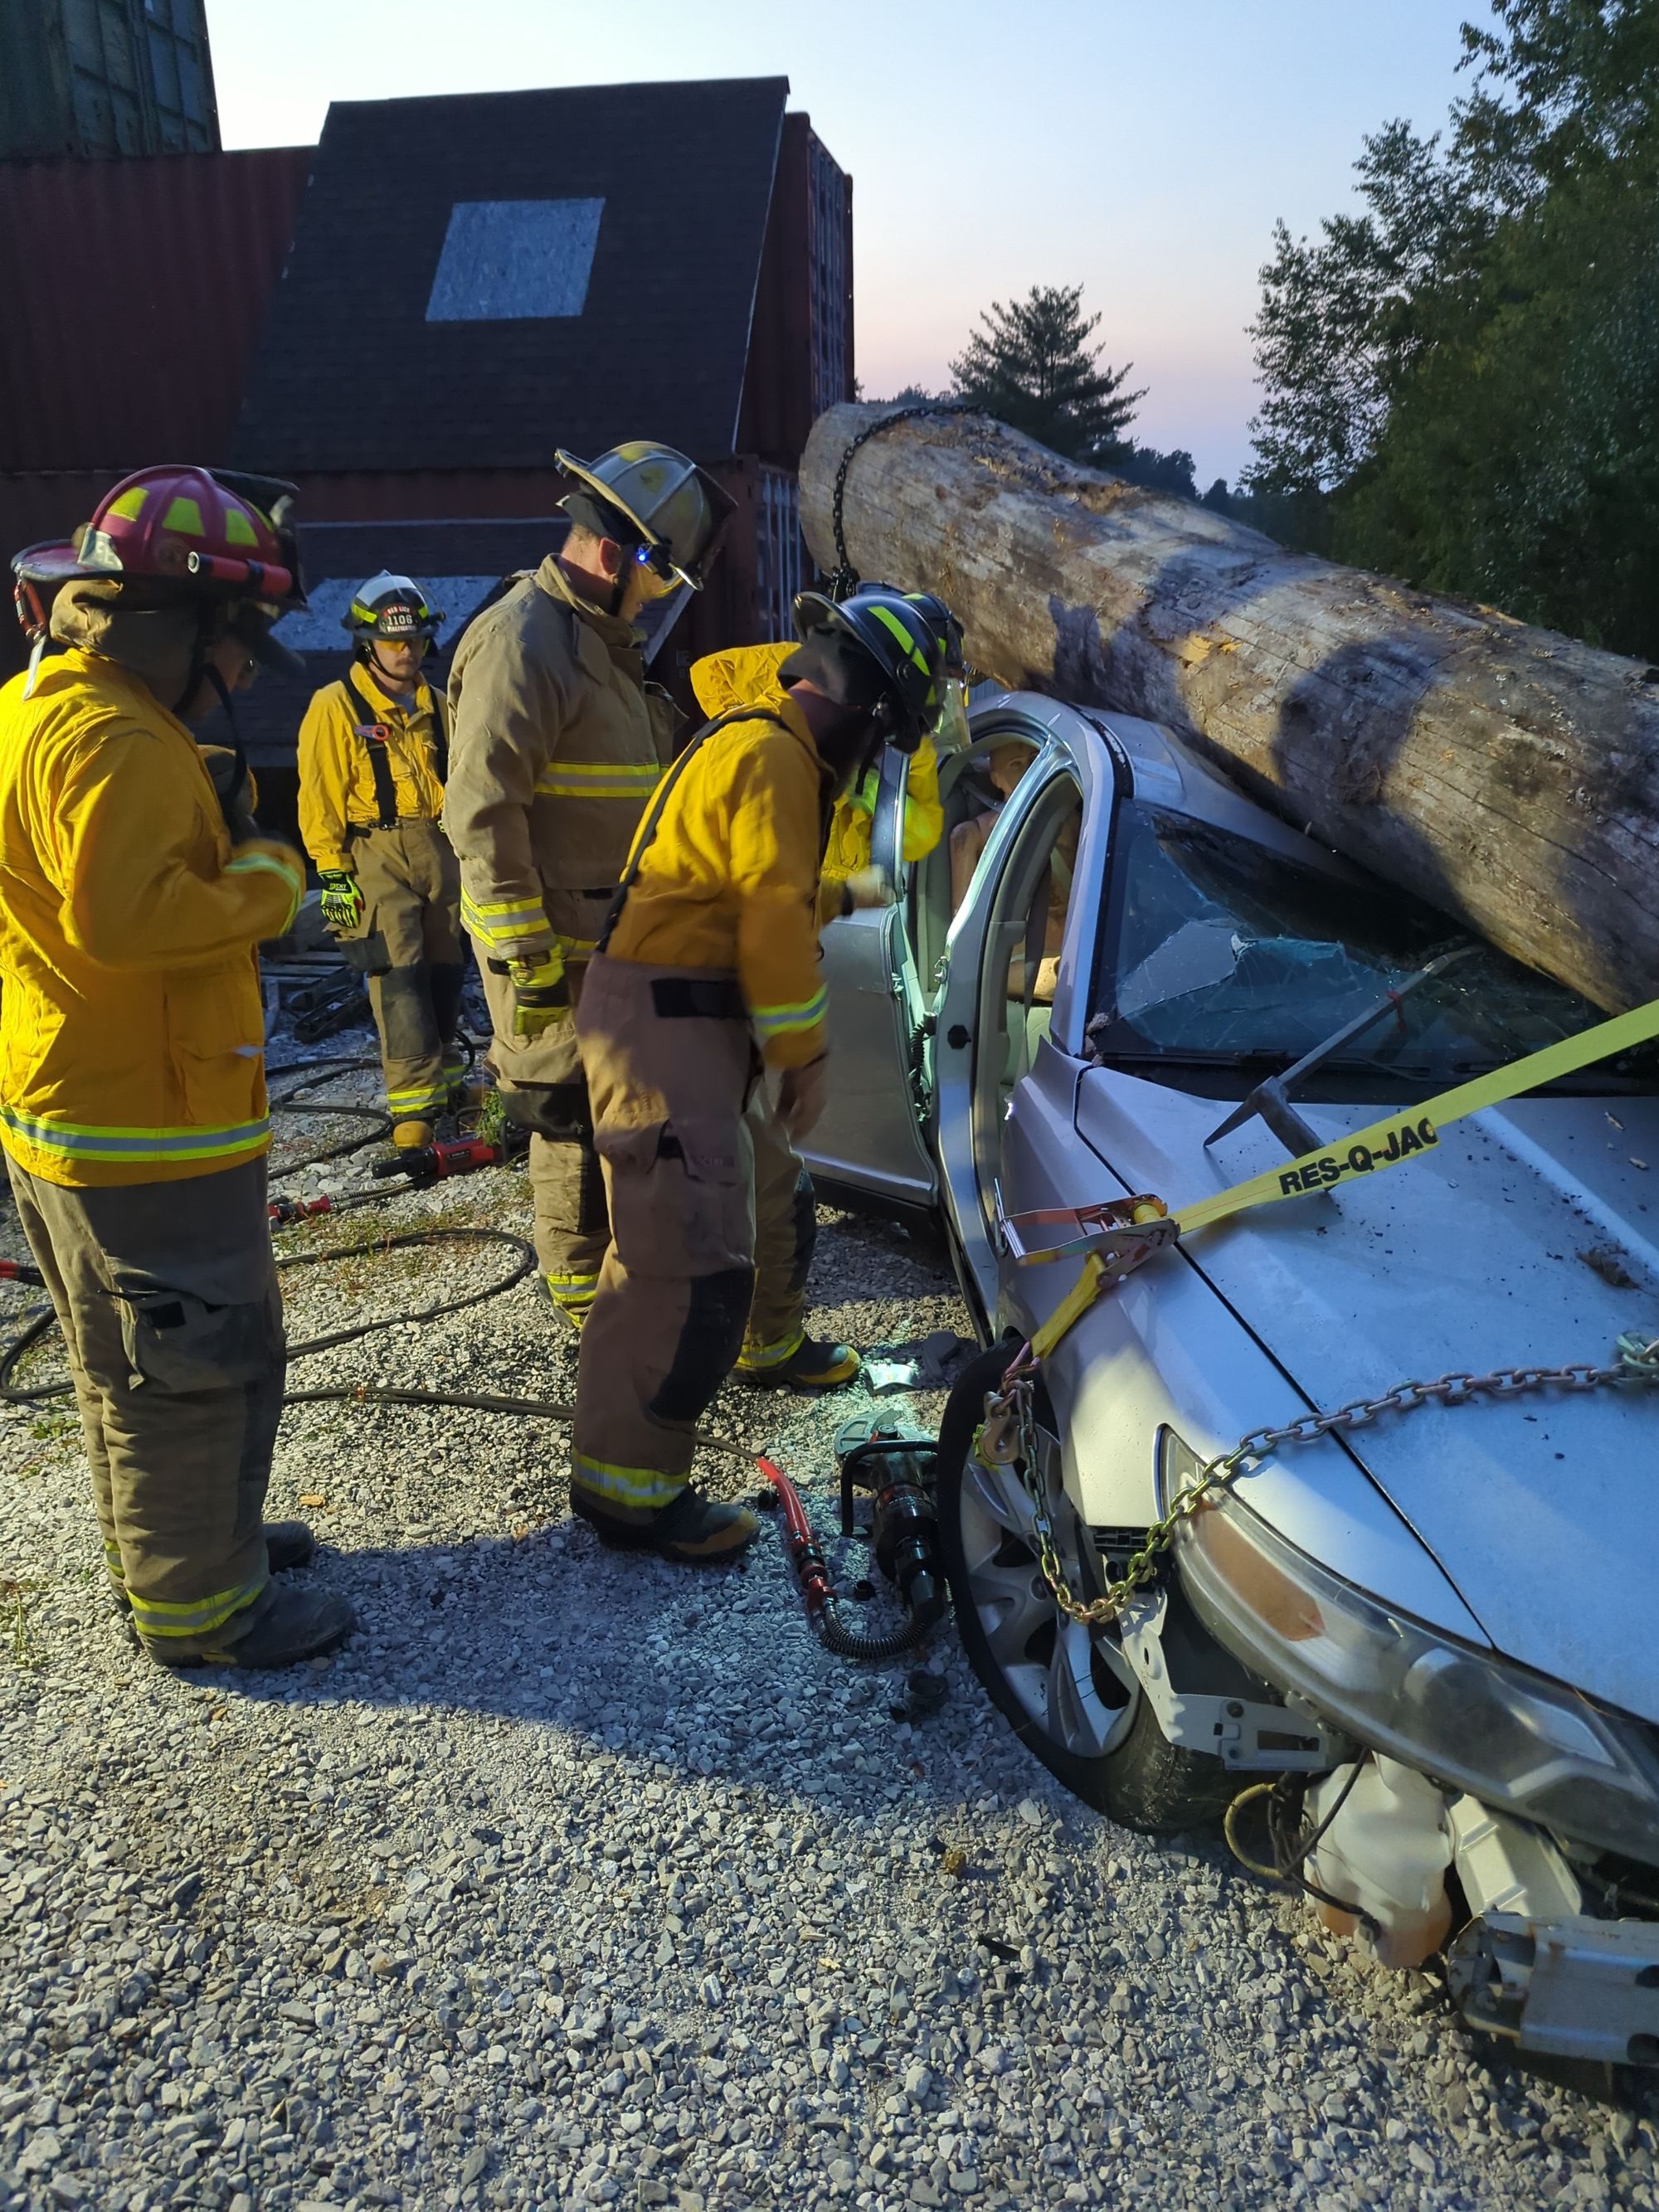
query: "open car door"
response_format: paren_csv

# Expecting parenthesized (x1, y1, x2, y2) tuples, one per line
(795, 751, 939, 1210)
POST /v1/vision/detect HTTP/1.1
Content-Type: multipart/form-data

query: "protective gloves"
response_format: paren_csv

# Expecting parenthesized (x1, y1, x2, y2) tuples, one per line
(318, 870, 364, 932)
(508, 949, 569, 1038)
(776, 1053, 829, 1141)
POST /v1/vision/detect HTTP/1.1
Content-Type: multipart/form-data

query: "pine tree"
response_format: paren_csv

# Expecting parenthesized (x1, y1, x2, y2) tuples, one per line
(950, 284, 1144, 463)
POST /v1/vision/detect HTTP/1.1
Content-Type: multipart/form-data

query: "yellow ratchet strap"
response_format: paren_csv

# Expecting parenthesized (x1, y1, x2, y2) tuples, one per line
(1028, 994, 1659, 1364)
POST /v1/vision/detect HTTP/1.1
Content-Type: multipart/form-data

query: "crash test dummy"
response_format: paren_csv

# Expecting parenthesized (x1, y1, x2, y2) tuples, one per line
(298, 575, 467, 1148)
(682, 592, 970, 1390)
(1, 468, 355, 1669)
(444, 443, 731, 1330)
(567, 584, 966, 1561)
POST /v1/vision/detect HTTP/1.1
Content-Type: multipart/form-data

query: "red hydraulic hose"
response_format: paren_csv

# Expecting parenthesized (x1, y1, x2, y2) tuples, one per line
(757, 1454, 833, 1623)
(758, 1452, 929, 1661)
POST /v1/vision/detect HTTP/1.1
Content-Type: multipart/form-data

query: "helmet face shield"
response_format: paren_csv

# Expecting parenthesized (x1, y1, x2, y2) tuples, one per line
(930, 671, 972, 755)
(556, 443, 736, 592)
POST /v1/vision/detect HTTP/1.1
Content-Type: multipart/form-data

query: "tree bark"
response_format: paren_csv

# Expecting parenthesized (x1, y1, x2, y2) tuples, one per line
(800, 402, 1659, 1014)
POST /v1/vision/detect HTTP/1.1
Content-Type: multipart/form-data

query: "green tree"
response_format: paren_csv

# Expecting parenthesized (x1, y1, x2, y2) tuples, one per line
(1246, 119, 1487, 495)
(1247, 0, 1659, 658)
(950, 283, 1144, 463)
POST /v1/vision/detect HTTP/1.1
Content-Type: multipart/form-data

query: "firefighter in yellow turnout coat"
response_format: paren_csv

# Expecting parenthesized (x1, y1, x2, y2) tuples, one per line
(1, 465, 355, 1670)
(298, 575, 465, 1147)
(569, 585, 964, 1563)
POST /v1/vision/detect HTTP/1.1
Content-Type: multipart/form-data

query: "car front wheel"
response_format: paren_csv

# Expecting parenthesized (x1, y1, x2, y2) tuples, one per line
(935, 1345, 1234, 1834)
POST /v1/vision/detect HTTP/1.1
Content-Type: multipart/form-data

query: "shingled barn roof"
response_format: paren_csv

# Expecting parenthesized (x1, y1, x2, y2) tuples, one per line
(233, 78, 789, 476)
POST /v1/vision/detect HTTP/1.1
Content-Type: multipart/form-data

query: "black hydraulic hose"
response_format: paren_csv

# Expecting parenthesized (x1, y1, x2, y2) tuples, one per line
(280, 1379, 761, 1471)
(816, 1601, 929, 1663)
(0, 1307, 61, 1404)
(266, 1053, 389, 1176)
(275, 1227, 536, 1359)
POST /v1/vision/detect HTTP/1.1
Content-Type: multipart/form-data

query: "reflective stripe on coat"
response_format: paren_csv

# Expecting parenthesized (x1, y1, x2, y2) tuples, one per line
(444, 558, 664, 964)
(0, 650, 299, 1187)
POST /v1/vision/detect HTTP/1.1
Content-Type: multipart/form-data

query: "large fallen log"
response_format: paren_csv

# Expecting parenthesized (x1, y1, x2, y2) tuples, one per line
(800, 402, 1659, 1014)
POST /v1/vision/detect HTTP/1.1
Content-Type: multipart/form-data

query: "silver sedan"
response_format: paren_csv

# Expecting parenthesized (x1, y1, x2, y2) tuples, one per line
(802, 688, 1659, 2069)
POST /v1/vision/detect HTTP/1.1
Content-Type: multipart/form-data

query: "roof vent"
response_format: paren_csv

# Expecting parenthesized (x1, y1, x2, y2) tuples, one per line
(426, 198, 605, 323)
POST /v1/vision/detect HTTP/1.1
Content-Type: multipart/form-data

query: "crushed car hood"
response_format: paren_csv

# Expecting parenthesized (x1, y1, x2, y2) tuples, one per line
(1078, 1072, 1659, 1724)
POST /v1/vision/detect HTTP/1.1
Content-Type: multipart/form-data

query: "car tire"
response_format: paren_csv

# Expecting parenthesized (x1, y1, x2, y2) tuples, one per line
(935, 1344, 1234, 1835)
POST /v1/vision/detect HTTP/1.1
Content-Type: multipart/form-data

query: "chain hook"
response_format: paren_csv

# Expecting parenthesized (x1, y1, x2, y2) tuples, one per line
(828, 402, 980, 600)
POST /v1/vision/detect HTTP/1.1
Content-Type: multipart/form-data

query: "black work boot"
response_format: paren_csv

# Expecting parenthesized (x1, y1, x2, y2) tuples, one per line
(736, 1334, 860, 1390)
(112, 1521, 318, 1621)
(572, 1484, 759, 1563)
(262, 1519, 319, 1573)
(148, 1587, 357, 1671)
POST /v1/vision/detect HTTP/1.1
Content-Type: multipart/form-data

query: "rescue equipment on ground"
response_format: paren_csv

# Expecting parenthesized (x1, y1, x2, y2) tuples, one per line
(836, 1419, 946, 1640)
(371, 1133, 504, 1186)
(760, 1422, 946, 1662)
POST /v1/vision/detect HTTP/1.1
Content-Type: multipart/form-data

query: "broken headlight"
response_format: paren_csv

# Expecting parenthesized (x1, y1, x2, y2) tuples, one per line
(1162, 1432, 1659, 1868)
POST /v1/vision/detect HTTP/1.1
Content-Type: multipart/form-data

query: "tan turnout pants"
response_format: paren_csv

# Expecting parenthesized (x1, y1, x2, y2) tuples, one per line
(476, 954, 610, 1319)
(739, 1089, 817, 1373)
(343, 819, 465, 1125)
(5, 1155, 285, 1655)
(479, 940, 817, 1345)
(570, 956, 761, 1523)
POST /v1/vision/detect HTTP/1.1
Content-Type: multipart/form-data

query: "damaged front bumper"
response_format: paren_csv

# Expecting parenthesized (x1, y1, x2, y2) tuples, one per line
(1448, 1913, 1659, 2068)
(1301, 1757, 1659, 2064)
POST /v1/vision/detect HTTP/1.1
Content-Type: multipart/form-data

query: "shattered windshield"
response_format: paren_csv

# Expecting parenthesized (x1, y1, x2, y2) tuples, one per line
(1087, 805, 1658, 1093)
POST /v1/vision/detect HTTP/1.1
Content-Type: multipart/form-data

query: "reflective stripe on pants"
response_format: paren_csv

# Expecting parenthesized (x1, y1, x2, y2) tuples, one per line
(4, 1155, 285, 1657)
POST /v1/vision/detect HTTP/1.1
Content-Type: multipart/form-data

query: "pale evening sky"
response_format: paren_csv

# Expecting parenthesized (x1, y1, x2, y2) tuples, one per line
(205, 0, 1490, 488)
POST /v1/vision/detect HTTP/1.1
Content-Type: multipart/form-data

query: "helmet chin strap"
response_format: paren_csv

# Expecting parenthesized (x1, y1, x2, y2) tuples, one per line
(173, 600, 217, 719)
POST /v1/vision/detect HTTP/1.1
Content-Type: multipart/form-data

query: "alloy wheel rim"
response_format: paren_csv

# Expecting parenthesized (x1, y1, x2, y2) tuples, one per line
(957, 1439, 1139, 1762)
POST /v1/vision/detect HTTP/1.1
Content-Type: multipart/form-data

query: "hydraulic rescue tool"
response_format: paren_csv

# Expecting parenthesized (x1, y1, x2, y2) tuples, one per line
(759, 1420, 947, 1661)
(372, 1134, 504, 1185)
(835, 1417, 946, 1638)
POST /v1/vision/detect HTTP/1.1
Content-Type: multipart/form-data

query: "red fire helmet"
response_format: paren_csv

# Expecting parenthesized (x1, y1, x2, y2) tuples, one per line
(13, 464, 305, 606)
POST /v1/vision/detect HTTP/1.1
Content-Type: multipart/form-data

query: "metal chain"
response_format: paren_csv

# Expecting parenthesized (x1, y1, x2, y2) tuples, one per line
(979, 1332, 1659, 1630)
(828, 402, 979, 600)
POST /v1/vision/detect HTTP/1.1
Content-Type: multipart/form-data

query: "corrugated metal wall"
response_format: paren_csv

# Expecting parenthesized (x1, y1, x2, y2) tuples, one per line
(737, 114, 854, 471)
(0, 0, 221, 159)
(0, 146, 311, 469)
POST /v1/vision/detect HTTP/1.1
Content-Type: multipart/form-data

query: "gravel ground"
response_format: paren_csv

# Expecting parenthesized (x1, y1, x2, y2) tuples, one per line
(0, 1044, 1652, 2212)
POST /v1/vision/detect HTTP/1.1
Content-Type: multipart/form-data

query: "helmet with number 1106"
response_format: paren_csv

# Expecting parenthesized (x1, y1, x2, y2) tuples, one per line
(343, 572, 443, 656)
(790, 583, 966, 756)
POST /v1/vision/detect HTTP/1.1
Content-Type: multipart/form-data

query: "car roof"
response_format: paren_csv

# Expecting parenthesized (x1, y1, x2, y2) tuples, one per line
(967, 687, 1368, 882)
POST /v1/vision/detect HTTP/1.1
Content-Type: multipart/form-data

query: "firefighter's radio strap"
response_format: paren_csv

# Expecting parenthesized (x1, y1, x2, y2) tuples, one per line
(595, 707, 791, 956)
(340, 668, 448, 833)
(1007, 992, 1659, 1366)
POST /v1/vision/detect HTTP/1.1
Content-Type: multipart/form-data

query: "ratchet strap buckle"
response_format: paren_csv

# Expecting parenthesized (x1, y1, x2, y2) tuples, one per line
(999, 1192, 1177, 1271)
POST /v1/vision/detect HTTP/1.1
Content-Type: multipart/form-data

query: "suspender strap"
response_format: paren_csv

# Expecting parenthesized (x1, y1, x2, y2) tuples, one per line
(340, 670, 399, 831)
(431, 688, 450, 787)
(595, 707, 792, 957)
